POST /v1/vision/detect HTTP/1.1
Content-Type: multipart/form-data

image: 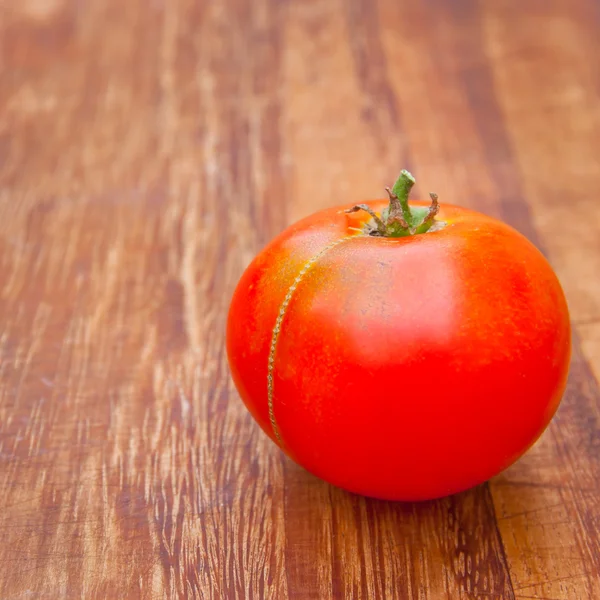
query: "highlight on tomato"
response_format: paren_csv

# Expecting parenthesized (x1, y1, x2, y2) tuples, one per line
(226, 170, 571, 501)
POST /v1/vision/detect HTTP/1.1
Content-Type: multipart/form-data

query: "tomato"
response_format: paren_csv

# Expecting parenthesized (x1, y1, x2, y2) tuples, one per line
(226, 171, 571, 501)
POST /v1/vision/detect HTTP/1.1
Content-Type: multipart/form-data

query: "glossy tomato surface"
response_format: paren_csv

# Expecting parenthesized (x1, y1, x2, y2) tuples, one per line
(226, 200, 571, 501)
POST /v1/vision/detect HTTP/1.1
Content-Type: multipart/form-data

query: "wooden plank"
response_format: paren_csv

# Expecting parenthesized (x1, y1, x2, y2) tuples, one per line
(280, 1, 514, 598)
(379, 1, 600, 599)
(0, 1, 291, 598)
(459, 2, 600, 599)
(0, 0, 598, 598)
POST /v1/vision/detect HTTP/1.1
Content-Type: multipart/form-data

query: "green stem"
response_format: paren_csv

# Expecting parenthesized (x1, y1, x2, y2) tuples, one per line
(344, 169, 442, 237)
(391, 170, 415, 226)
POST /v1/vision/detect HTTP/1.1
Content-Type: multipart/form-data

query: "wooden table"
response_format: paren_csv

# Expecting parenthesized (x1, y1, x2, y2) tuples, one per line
(1, 1, 599, 598)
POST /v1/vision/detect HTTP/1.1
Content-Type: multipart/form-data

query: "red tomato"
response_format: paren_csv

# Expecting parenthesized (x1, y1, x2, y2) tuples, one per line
(226, 173, 571, 501)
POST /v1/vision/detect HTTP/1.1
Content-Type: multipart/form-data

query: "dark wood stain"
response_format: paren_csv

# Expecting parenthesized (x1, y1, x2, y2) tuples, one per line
(0, 1, 599, 599)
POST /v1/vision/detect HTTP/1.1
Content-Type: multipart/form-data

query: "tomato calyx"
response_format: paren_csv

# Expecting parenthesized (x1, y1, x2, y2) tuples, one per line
(346, 170, 443, 237)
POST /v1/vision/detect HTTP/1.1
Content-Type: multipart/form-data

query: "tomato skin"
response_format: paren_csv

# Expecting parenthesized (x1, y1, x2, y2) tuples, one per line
(226, 201, 571, 501)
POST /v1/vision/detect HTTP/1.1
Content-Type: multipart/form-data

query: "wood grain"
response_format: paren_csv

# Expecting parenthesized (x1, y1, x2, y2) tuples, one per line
(0, 0, 598, 598)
